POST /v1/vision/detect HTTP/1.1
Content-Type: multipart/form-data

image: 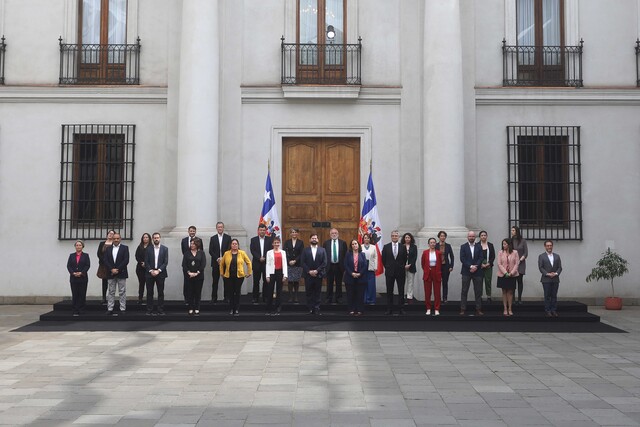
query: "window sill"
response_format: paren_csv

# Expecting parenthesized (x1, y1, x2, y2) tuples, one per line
(282, 85, 361, 99)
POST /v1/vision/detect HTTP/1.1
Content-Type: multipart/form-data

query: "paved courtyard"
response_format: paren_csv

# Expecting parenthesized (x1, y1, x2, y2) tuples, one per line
(2, 305, 640, 426)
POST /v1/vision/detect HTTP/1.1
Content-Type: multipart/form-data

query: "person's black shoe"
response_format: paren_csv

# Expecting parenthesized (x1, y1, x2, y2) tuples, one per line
(233, 310, 239, 316)
(399, 309, 405, 315)
(146, 310, 153, 316)
(384, 310, 392, 315)
(252, 299, 259, 305)
(308, 310, 314, 315)
(335, 298, 342, 305)
(107, 310, 116, 316)
(119, 310, 126, 315)
(487, 297, 492, 304)
(101, 300, 107, 306)
(158, 310, 165, 316)
(276, 306, 281, 314)
(73, 312, 79, 317)
(137, 300, 143, 305)
(222, 299, 229, 304)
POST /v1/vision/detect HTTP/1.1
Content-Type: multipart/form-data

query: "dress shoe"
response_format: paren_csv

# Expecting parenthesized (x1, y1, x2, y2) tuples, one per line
(487, 297, 492, 303)
(229, 310, 234, 315)
(252, 300, 259, 305)
(107, 310, 117, 316)
(384, 310, 392, 315)
(73, 312, 79, 317)
(188, 310, 194, 315)
(349, 311, 355, 315)
(399, 309, 405, 315)
(276, 306, 281, 313)
(552, 311, 559, 317)
(475, 310, 484, 316)
(101, 300, 107, 305)
(434, 310, 440, 316)
(222, 299, 229, 304)
(158, 310, 165, 316)
(119, 310, 125, 315)
(545, 312, 553, 317)
(233, 310, 239, 316)
(459, 310, 465, 316)
(308, 310, 314, 315)
(335, 298, 342, 305)
(137, 299, 143, 305)
(426, 309, 431, 316)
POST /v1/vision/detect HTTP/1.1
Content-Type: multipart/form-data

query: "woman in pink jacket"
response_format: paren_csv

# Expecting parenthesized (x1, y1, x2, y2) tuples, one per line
(496, 238, 520, 316)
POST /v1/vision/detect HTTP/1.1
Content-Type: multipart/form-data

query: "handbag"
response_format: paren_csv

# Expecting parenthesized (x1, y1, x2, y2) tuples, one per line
(96, 264, 107, 279)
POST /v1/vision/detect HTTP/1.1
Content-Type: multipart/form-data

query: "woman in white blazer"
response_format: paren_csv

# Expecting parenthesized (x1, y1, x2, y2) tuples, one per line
(265, 236, 288, 315)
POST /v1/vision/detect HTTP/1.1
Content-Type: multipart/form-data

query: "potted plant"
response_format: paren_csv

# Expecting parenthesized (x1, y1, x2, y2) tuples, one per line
(586, 248, 629, 310)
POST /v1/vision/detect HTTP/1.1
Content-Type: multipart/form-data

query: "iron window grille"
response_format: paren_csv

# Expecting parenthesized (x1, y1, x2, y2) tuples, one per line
(59, 124, 135, 240)
(502, 39, 583, 87)
(0, 35, 5, 85)
(59, 37, 141, 85)
(281, 37, 362, 85)
(507, 126, 582, 241)
(636, 39, 640, 87)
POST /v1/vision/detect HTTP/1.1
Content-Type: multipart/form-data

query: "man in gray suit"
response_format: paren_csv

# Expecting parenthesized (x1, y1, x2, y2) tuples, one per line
(538, 240, 562, 317)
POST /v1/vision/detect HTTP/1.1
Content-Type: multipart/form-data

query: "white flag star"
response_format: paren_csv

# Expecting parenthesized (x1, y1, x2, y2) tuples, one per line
(264, 190, 271, 202)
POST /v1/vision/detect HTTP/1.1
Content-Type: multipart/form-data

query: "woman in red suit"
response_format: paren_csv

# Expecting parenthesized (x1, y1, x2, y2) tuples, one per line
(421, 237, 442, 316)
(67, 240, 91, 316)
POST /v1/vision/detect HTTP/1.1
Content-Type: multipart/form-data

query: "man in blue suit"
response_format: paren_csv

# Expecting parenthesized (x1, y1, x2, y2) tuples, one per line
(104, 232, 129, 315)
(301, 233, 327, 315)
(145, 232, 169, 315)
(459, 230, 484, 316)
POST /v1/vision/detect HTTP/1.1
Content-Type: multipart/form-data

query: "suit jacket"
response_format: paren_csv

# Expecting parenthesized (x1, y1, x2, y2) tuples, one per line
(497, 250, 520, 277)
(283, 239, 304, 267)
(435, 242, 455, 269)
(104, 244, 130, 279)
(323, 238, 348, 268)
(266, 250, 288, 277)
(513, 238, 528, 275)
(301, 246, 327, 281)
(220, 250, 253, 278)
(144, 244, 169, 278)
(459, 242, 483, 277)
(381, 242, 408, 277)
(250, 235, 273, 263)
(182, 249, 207, 280)
(404, 244, 418, 273)
(420, 249, 442, 282)
(480, 242, 496, 267)
(538, 252, 562, 284)
(209, 233, 232, 266)
(343, 251, 368, 285)
(67, 252, 90, 284)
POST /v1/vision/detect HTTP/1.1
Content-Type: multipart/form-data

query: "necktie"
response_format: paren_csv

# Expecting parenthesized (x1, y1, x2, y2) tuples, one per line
(332, 240, 338, 263)
(393, 243, 397, 258)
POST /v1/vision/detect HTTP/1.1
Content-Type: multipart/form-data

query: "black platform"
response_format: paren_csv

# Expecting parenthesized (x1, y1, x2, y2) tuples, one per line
(26, 296, 624, 333)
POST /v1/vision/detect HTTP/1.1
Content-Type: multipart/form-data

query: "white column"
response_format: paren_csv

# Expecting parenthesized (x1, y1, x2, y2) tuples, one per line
(420, 0, 467, 239)
(175, 0, 219, 232)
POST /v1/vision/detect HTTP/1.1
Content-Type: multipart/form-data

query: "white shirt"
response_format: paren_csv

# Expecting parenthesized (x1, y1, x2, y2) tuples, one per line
(393, 243, 398, 258)
(259, 237, 265, 256)
(429, 251, 437, 267)
(154, 245, 161, 270)
(112, 244, 120, 262)
(218, 233, 224, 252)
(469, 243, 475, 258)
(547, 252, 554, 265)
(311, 246, 317, 260)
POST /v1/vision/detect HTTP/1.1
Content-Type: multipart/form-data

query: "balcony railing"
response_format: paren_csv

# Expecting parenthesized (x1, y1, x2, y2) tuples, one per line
(0, 35, 5, 85)
(281, 37, 361, 85)
(502, 39, 583, 87)
(636, 39, 640, 87)
(59, 37, 141, 85)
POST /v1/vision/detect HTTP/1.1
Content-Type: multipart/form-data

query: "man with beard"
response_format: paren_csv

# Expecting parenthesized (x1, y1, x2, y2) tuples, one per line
(301, 233, 327, 315)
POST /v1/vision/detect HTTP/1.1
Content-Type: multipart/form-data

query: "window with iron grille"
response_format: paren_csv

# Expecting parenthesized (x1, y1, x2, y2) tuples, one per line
(59, 124, 135, 240)
(507, 126, 582, 240)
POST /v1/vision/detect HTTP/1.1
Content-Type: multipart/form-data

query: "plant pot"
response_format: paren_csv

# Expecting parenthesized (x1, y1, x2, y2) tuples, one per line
(604, 296, 623, 310)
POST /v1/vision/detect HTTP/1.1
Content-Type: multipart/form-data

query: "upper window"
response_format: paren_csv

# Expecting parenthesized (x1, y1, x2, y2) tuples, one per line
(507, 126, 582, 241)
(517, 0, 564, 49)
(80, 0, 127, 47)
(59, 124, 135, 240)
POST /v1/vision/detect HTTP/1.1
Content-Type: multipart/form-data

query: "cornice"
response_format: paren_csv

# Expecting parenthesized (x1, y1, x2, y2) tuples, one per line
(0, 85, 168, 104)
(241, 85, 402, 105)
(476, 87, 640, 106)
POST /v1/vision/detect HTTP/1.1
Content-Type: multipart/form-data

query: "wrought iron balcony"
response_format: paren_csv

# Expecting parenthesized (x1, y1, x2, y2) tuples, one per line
(281, 37, 361, 85)
(0, 35, 5, 85)
(636, 39, 640, 87)
(502, 39, 583, 87)
(59, 37, 141, 85)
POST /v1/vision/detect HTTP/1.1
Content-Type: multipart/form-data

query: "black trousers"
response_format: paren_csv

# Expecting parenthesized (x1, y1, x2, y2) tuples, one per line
(441, 265, 451, 300)
(136, 266, 146, 300)
(385, 274, 406, 311)
(101, 277, 108, 301)
(346, 282, 366, 313)
(228, 276, 244, 311)
(252, 261, 267, 300)
(325, 263, 344, 300)
(211, 262, 223, 301)
(186, 278, 204, 311)
(146, 276, 165, 311)
(70, 282, 87, 313)
(306, 278, 322, 310)
(264, 270, 284, 312)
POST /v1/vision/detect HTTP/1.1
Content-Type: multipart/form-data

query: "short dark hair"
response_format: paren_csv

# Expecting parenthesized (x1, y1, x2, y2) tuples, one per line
(544, 239, 554, 246)
(438, 230, 447, 238)
(479, 230, 487, 237)
(309, 233, 318, 239)
(152, 232, 161, 238)
(258, 224, 267, 230)
(188, 226, 196, 231)
(428, 237, 436, 244)
(272, 236, 281, 243)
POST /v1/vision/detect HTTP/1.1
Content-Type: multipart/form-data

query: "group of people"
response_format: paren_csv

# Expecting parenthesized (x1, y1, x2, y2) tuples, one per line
(66, 224, 562, 318)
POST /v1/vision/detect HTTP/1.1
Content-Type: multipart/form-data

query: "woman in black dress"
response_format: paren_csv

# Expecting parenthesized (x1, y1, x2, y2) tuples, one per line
(135, 233, 151, 305)
(67, 240, 91, 316)
(182, 237, 207, 315)
(283, 228, 304, 303)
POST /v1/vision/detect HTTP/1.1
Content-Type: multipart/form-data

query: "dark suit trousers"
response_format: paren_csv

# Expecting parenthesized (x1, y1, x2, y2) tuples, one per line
(306, 278, 322, 310)
(70, 282, 87, 313)
(325, 263, 344, 300)
(542, 282, 559, 313)
(346, 283, 366, 313)
(460, 274, 482, 311)
(385, 274, 405, 310)
(441, 265, 451, 300)
(252, 261, 267, 300)
(187, 278, 204, 311)
(135, 266, 146, 300)
(211, 262, 223, 301)
(146, 276, 165, 310)
(264, 270, 284, 312)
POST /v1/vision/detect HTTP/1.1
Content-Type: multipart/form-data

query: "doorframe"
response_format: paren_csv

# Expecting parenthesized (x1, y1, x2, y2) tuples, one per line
(270, 125, 372, 231)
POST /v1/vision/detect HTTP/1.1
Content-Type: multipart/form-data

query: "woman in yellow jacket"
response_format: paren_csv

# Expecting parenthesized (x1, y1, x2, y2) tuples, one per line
(220, 239, 252, 316)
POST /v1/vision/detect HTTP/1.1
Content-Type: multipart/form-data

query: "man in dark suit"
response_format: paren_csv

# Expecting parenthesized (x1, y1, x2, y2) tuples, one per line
(323, 228, 348, 304)
(181, 226, 197, 304)
(250, 224, 273, 303)
(209, 221, 231, 303)
(435, 230, 455, 302)
(104, 232, 129, 315)
(145, 232, 169, 315)
(301, 233, 327, 315)
(538, 240, 562, 317)
(459, 230, 484, 316)
(381, 230, 408, 315)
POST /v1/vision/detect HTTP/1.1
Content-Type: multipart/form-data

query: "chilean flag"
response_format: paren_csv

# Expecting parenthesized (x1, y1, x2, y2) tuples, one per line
(358, 172, 384, 276)
(259, 172, 281, 238)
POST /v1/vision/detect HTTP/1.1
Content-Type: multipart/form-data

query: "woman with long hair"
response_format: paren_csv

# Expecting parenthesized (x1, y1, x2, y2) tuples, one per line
(402, 232, 418, 304)
(361, 233, 378, 305)
(497, 238, 520, 316)
(182, 237, 207, 315)
(67, 240, 90, 316)
(511, 226, 528, 304)
(421, 238, 442, 316)
(344, 239, 368, 315)
(283, 228, 303, 303)
(135, 233, 151, 305)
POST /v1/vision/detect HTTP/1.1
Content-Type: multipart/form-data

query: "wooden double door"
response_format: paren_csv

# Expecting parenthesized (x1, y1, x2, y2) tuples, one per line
(282, 138, 360, 245)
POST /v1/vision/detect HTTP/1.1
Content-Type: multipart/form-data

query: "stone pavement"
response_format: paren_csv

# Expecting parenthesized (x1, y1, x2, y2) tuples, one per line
(1, 305, 640, 427)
